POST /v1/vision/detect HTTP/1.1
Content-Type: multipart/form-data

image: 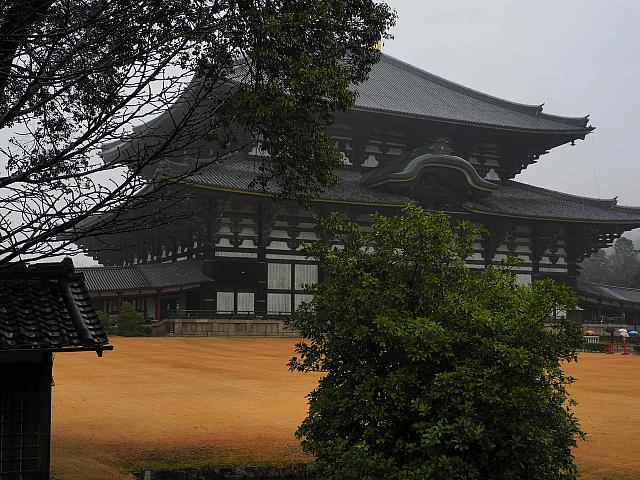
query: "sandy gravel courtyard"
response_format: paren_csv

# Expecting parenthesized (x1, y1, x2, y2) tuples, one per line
(51, 338, 320, 479)
(51, 338, 640, 479)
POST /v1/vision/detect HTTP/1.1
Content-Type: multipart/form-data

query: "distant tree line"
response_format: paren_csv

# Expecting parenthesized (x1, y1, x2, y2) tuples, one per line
(579, 237, 640, 287)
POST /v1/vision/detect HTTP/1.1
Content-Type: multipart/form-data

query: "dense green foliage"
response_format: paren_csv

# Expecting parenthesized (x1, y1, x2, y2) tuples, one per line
(117, 303, 146, 337)
(96, 309, 110, 330)
(289, 204, 585, 480)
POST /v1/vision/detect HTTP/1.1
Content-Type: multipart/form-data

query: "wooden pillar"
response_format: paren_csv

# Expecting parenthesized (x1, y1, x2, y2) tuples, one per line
(155, 293, 161, 321)
(480, 221, 507, 269)
(290, 260, 296, 314)
(201, 200, 218, 313)
(255, 202, 271, 318)
(318, 265, 326, 283)
(287, 223, 300, 315)
(565, 226, 588, 289)
(530, 227, 543, 281)
(566, 255, 579, 288)
(351, 122, 371, 170)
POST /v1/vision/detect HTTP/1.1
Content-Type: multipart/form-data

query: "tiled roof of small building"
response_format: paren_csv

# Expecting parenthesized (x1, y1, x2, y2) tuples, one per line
(0, 259, 108, 350)
(463, 181, 640, 223)
(78, 259, 212, 293)
(577, 280, 640, 305)
(355, 54, 593, 134)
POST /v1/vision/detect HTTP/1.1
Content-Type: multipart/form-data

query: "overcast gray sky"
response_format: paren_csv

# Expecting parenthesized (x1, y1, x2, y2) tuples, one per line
(384, 0, 640, 208)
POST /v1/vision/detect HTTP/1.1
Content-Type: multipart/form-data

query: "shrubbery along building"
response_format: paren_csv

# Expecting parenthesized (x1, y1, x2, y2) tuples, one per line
(76, 54, 640, 330)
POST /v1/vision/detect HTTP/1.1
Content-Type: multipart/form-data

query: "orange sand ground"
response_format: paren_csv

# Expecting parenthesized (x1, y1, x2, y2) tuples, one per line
(51, 338, 640, 479)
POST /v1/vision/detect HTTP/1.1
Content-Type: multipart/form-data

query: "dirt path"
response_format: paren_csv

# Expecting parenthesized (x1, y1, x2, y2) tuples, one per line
(51, 339, 640, 479)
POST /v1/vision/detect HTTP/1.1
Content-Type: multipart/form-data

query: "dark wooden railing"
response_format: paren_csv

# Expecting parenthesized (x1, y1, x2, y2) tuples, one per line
(160, 310, 294, 320)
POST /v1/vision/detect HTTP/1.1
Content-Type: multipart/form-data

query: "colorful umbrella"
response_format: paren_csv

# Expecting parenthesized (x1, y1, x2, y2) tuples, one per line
(621, 331, 630, 338)
(585, 330, 595, 335)
(618, 328, 628, 334)
(629, 330, 639, 335)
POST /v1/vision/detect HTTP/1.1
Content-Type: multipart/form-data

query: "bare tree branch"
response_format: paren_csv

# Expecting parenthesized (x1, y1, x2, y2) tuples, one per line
(0, 0, 396, 266)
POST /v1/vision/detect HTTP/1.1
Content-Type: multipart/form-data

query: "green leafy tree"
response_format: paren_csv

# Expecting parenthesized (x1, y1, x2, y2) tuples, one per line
(609, 237, 640, 286)
(95, 309, 110, 330)
(578, 249, 610, 284)
(117, 302, 145, 336)
(289, 204, 584, 480)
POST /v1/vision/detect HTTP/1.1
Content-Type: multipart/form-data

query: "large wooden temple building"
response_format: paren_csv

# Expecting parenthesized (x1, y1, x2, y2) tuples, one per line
(76, 54, 640, 328)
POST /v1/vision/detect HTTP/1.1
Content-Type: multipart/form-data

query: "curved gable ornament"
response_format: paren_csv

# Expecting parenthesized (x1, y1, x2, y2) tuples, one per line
(366, 154, 499, 191)
(365, 153, 498, 209)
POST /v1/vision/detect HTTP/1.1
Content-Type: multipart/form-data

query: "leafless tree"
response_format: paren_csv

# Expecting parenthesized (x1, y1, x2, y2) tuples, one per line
(0, 0, 395, 265)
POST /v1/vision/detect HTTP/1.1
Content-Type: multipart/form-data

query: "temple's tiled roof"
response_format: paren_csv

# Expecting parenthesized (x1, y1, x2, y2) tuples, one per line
(78, 259, 212, 292)
(577, 280, 640, 305)
(0, 259, 108, 350)
(166, 158, 640, 225)
(179, 159, 411, 206)
(463, 182, 640, 223)
(355, 54, 592, 134)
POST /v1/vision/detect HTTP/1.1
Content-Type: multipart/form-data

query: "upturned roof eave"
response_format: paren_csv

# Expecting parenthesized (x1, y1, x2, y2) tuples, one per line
(375, 53, 592, 129)
(350, 105, 595, 136)
(463, 205, 640, 225)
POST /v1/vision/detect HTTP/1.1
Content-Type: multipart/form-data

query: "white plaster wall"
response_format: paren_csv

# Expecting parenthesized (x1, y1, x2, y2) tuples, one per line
(217, 292, 234, 312)
(237, 293, 254, 313)
(268, 263, 291, 289)
(268, 293, 291, 313)
(295, 264, 318, 290)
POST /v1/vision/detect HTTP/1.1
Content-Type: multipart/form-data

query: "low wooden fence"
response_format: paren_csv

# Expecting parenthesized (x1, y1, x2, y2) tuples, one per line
(151, 318, 300, 337)
(580, 335, 640, 354)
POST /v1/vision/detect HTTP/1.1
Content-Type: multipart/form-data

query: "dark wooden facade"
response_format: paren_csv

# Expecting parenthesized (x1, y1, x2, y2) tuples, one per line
(76, 54, 640, 318)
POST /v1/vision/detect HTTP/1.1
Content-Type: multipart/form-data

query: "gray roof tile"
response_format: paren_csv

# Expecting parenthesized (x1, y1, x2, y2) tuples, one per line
(183, 160, 411, 206)
(463, 181, 640, 223)
(0, 259, 108, 350)
(355, 54, 592, 133)
(173, 158, 640, 224)
(577, 281, 640, 304)
(78, 259, 212, 292)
